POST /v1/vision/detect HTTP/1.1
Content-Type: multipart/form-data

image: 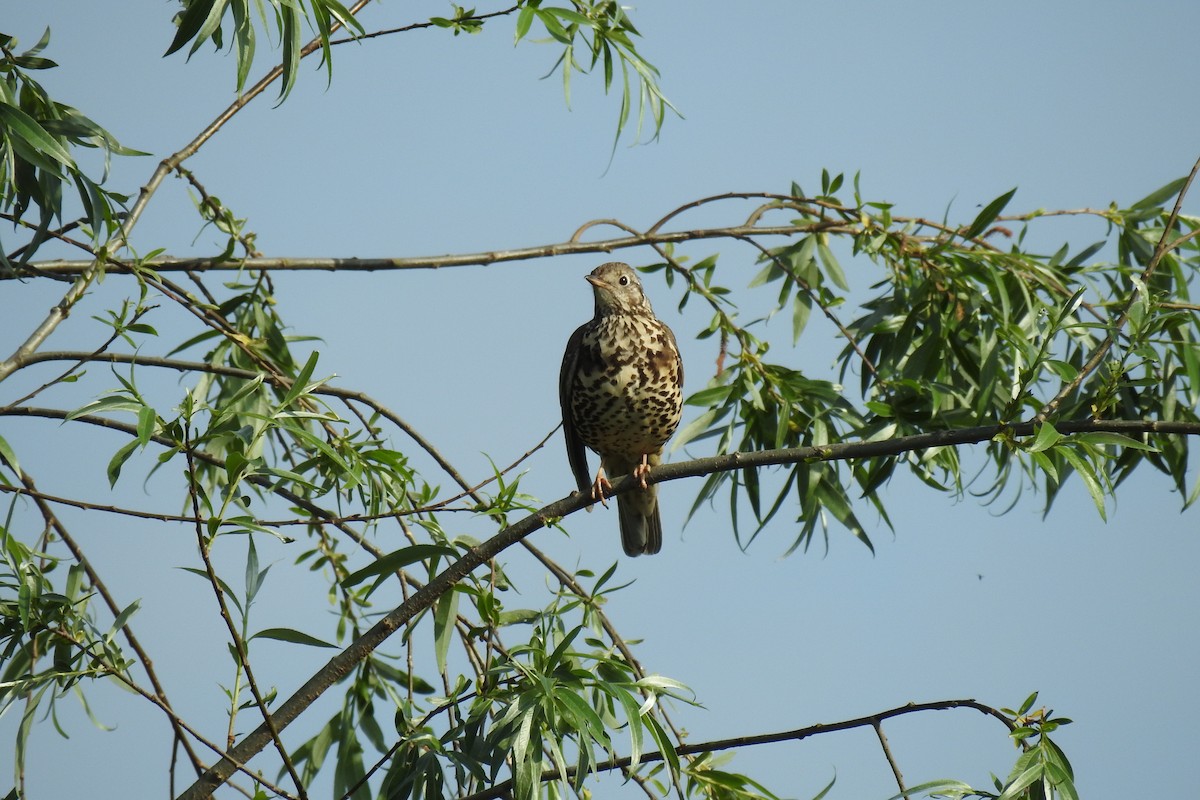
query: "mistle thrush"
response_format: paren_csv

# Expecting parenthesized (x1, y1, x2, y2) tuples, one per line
(559, 262, 684, 556)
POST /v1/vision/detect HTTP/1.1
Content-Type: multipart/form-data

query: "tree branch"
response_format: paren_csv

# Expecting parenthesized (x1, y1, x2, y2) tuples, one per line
(175, 415, 1196, 798)
(14, 223, 841, 277)
(458, 698, 1014, 800)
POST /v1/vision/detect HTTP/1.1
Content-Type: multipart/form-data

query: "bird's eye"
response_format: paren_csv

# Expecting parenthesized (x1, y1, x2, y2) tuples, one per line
(619, 276, 630, 286)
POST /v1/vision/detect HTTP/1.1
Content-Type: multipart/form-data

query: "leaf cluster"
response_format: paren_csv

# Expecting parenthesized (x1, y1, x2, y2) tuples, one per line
(0, 29, 140, 265)
(668, 173, 1200, 550)
(166, 0, 365, 100)
(515, 0, 678, 149)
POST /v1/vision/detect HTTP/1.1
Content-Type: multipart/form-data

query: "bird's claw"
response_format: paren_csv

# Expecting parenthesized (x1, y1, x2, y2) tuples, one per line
(590, 471, 612, 509)
(633, 456, 652, 490)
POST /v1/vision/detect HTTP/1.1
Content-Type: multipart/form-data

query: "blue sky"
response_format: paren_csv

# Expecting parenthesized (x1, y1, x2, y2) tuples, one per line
(3, 1, 1200, 797)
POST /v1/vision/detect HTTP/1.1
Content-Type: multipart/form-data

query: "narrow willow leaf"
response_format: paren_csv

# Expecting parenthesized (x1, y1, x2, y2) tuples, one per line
(642, 713, 680, 775)
(0, 434, 18, 471)
(165, 0, 220, 56)
(136, 404, 156, 445)
(615, 687, 643, 767)
(0, 103, 75, 168)
(1026, 422, 1061, 453)
(515, 4, 535, 40)
(106, 439, 141, 487)
(1073, 431, 1158, 452)
(817, 240, 849, 290)
(432, 587, 459, 674)
(340, 543, 459, 588)
(792, 291, 812, 343)
(251, 627, 337, 648)
(998, 761, 1044, 800)
(1130, 176, 1187, 210)
(283, 350, 320, 407)
(108, 599, 141, 637)
(964, 187, 1018, 240)
(1056, 446, 1107, 520)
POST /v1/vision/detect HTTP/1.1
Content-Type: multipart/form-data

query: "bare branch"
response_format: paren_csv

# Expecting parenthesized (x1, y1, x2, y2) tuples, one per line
(15, 223, 840, 277)
(874, 720, 906, 797)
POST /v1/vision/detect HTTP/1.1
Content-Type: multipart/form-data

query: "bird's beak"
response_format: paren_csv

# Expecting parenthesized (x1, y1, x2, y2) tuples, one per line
(585, 274, 609, 291)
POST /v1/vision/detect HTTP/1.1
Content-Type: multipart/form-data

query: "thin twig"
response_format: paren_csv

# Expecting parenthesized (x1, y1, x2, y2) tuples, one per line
(17, 470, 206, 777)
(873, 719, 906, 796)
(183, 427, 308, 799)
(44, 626, 295, 798)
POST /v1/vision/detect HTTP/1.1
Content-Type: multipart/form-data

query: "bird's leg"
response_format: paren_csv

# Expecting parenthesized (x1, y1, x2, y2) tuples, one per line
(632, 453, 652, 490)
(591, 467, 612, 508)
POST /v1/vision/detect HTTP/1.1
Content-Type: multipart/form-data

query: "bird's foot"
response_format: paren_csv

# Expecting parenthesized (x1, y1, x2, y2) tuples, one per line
(590, 469, 612, 509)
(633, 455, 652, 490)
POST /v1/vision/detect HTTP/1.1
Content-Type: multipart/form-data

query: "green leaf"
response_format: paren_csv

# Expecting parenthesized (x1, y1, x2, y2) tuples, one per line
(282, 350, 320, 407)
(497, 609, 541, 626)
(106, 439, 141, 487)
(998, 760, 1043, 800)
(964, 187, 1018, 240)
(251, 627, 337, 648)
(817, 240, 848, 290)
(0, 103, 75, 169)
(515, 4, 535, 41)
(165, 0, 222, 56)
(432, 587, 459, 674)
(0, 434, 18, 472)
(614, 687, 643, 767)
(1131, 176, 1188, 210)
(641, 712, 680, 775)
(108, 598, 141, 637)
(136, 405, 156, 445)
(1073, 431, 1158, 452)
(340, 544, 459, 588)
(279, 0, 303, 102)
(792, 291, 812, 344)
(1026, 422, 1061, 453)
(1056, 446, 1107, 520)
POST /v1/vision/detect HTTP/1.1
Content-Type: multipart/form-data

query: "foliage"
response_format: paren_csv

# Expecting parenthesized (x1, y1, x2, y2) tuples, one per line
(0, 3, 1197, 800)
(0, 29, 141, 269)
(668, 173, 1200, 551)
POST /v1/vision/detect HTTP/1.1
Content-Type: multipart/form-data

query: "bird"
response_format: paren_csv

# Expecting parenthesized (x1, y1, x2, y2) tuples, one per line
(559, 262, 684, 556)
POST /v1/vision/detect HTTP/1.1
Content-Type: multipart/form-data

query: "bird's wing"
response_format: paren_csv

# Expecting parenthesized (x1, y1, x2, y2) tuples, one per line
(559, 324, 593, 494)
(664, 320, 683, 386)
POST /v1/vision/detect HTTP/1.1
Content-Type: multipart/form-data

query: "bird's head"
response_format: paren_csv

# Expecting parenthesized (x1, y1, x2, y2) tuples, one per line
(586, 262, 654, 316)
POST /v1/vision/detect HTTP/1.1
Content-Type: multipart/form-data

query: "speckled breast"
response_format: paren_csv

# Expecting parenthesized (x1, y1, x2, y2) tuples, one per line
(569, 314, 683, 457)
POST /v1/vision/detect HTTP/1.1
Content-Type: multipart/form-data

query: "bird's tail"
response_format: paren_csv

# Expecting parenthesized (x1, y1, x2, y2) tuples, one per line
(617, 487, 662, 556)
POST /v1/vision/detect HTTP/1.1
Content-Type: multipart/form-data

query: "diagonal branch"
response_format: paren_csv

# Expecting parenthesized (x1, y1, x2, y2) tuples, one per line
(175, 415, 1199, 798)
